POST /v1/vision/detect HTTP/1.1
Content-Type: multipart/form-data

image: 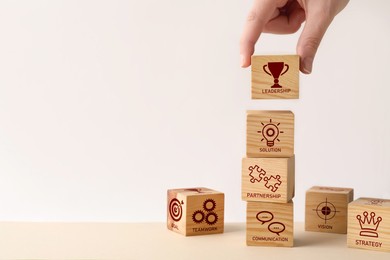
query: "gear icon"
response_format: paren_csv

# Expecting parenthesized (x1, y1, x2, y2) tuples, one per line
(205, 212, 218, 225)
(192, 210, 205, 223)
(203, 199, 216, 212)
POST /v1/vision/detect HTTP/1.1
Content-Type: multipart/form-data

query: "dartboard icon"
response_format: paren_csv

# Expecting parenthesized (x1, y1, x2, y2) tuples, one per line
(169, 198, 183, 222)
(313, 198, 339, 224)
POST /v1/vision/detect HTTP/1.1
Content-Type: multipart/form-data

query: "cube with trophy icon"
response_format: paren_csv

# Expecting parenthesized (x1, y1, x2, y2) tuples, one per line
(347, 197, 390, 252)
(246, 110, 294, 158)
(167, 187, 224, 236)
(251, 55, 299, 99)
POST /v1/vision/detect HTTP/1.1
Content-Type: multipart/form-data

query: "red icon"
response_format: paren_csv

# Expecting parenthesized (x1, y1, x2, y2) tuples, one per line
(312, 198, 339, 224)
(368, 200, 385, 206)
(192, 210, 205, 224)
(191, 199, 218, 225)
(248, 165, 266, 183)
(258, 119, 284, 147)
(248, 165, 282, 193)
(263, 175, 282, 192)
(356, 211, 382, 238)
(169, 198, 184, 222)
(263, 62, 289, 88)
(268, 222, 286, 236)
(256, 211, 285, 236)
(256, 211, 274, 224)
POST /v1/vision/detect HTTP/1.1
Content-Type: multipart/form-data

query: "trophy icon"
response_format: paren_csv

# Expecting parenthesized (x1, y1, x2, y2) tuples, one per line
(263, 62, 289, 88)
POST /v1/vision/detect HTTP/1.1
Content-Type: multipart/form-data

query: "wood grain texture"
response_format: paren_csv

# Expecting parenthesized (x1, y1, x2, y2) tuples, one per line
(247, 110, 294, 158)
(305, 186, 353, 234)
(347, 197, 390, 252)
(246, 201, 294, 247)
(251, 55, 299, 99)
(242, 156, 295, 203)
(167, 187, 224, 236)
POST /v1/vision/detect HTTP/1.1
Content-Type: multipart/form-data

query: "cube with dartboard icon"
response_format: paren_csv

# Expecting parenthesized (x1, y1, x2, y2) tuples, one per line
(305, 186, 354, 234)
(167, 187, 224, 236)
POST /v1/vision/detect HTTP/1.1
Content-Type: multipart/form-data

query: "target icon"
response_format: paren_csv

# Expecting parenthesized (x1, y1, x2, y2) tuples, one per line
(169, 198, 183, 222)
(312, 198, 339, 224)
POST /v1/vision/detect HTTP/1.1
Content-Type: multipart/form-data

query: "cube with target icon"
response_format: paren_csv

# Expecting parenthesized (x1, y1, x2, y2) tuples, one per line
(305, 186, 354, 234)
(167, 187, 224, 236)
(247, 110, 294, 158)
(347, 197, 390, 252)
(242, 156, 295, 203)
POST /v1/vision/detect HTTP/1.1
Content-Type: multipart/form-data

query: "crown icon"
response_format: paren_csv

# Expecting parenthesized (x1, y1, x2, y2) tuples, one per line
(356, 211, 382, 238)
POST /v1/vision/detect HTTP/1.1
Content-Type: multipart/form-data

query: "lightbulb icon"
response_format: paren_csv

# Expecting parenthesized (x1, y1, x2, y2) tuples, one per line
(257, 119, 284, 147)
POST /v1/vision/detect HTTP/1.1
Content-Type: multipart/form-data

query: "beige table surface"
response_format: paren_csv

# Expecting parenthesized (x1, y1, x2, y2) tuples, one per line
(0, 222, 388, 259)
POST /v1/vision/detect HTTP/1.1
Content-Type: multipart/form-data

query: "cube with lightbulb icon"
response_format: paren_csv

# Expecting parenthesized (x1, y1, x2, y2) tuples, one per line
(246, 110, 294, 158)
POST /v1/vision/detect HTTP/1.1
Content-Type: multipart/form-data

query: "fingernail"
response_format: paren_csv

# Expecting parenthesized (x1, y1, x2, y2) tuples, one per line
(302, 57, 313, 74)
(240, 55, 245, 67)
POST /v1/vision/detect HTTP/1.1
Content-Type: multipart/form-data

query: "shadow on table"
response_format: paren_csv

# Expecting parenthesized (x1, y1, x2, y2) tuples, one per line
(294, 231, 346, 247)
(224, 224, 245, 234)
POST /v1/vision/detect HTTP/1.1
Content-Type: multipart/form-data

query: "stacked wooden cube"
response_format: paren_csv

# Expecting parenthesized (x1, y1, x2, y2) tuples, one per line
(242, 55, 299, 247)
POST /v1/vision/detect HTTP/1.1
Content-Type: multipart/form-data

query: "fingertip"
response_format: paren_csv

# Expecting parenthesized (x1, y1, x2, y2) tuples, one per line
(240, 54, 251, 68)
(300, 56, 313, 74)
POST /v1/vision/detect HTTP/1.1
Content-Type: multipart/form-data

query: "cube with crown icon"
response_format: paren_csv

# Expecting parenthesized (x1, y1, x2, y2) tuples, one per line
(347, 197, 390, 252)
(167, 187, 224, 236)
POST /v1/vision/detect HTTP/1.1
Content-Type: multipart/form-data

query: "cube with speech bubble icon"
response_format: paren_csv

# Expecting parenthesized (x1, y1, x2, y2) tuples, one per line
(246, 200, 293, 247)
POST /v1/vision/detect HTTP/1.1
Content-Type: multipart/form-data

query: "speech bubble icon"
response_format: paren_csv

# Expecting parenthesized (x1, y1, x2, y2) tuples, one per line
(256, 211, 274, 225)
(268, 222, 285, 236)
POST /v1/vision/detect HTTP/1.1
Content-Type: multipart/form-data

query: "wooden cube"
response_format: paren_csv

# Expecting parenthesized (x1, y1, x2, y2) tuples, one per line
(348, 197, 390, 252)
(247, 201, 294, 247)
(305, 186, 354, 234)
(247, 110, 294, 158)
(167, 187, 224, 236)
(242, 156, 295, 203)
(251, 55, 299, 99)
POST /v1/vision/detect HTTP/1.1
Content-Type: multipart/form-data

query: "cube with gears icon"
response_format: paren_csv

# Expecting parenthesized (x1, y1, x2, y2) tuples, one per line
(247, 110, 294, 158)
(242, 156, 295, 203)
(167, 187, 224, 236)
(347, 197, 390, 252)
(251, 55, 299, 99)
(247, 200, 294, 247)
(305, 186, 354, 234)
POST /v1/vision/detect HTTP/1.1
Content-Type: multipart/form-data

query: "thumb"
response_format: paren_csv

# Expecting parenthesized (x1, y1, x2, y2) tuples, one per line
(297, 15, 332, 74)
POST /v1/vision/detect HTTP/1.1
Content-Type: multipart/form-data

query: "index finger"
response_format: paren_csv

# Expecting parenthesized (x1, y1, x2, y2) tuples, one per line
(240, 0, 279, 67)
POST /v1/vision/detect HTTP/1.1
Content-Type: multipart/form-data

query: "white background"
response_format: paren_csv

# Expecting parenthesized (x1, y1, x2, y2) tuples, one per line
(0, 0, 389, 222)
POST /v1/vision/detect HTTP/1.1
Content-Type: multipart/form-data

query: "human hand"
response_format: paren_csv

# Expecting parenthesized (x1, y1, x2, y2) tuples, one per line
(240, 0, 349, 74)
